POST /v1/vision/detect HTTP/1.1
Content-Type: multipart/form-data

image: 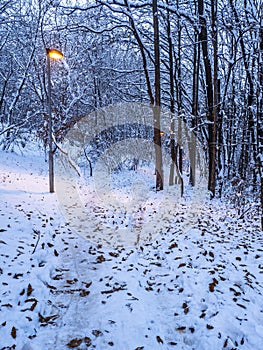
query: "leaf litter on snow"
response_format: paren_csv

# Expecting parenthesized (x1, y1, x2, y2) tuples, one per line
(0, 147, 263, 349)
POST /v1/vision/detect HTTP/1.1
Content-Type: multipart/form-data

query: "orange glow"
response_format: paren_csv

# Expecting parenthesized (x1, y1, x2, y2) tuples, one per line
(47, 49, 63, 60)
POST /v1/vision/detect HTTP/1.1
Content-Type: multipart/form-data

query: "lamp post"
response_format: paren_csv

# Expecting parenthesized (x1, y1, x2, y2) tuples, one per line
(46, 48, 63, 193)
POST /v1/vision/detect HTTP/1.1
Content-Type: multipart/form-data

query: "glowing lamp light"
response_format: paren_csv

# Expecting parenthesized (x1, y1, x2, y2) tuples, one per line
(46, 48, 63, 60)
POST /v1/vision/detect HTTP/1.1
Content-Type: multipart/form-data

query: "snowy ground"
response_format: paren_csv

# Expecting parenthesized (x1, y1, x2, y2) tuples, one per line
(0, 147, 263, 350)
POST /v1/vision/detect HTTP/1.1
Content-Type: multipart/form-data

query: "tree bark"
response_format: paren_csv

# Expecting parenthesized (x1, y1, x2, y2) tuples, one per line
(211, 0, 218, 193)
(198, 0, 216, 196)
(258, 4, 263, 229)
(166, 1, 176, 186)
(153, 0, 164, 191)
(190, 3, 201, 187)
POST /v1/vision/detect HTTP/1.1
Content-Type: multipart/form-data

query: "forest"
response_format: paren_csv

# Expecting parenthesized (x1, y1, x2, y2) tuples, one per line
(0, 0, 262, 228)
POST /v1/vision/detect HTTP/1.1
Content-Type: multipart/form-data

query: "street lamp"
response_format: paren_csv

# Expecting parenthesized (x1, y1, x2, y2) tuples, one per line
(46, 48, 63, 193)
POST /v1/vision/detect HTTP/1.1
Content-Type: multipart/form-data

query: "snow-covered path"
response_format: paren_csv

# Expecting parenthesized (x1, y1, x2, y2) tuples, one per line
(0, 149, 263, 350)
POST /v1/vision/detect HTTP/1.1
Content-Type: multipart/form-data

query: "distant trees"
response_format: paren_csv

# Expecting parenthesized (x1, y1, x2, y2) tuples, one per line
(0, 0, 46, 149)
(0, 0, 262, 225)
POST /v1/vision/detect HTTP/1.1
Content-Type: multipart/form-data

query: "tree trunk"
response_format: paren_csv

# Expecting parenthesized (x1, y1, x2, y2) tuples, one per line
(211, 0, 219, 194)
(190, 5, 201, 187)
(198, 0, 216, 196)
(166, 1, 176, 186)
(258, 4, 263, 229)
(153, 0, 164, 191)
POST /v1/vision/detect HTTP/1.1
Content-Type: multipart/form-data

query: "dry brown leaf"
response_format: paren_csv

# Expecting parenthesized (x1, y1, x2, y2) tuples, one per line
(178, 263, 186, 268)
(184, 307, 189, 314)
(66, 338, 82, 348)
(209, 283, 215, 292)
(176, 326, 186, 333)
(206, 324, 214, 330)
(11, 326, 16, 339)
(54, 249, 59, 256)
(27, 283, 33, 296)
(84, 337, 91, 346)
(156, 335, 164, 344)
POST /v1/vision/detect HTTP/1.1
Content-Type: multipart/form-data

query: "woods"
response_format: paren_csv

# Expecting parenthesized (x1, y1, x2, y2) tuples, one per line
(0, 0, 262, 226)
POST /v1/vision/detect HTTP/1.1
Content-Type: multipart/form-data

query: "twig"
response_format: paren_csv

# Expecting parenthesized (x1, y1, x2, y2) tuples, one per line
(101, 286, 127, 294)
(32, 229, 41, 254)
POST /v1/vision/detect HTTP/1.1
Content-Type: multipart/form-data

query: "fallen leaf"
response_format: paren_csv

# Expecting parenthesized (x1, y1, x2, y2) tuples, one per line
(92, 330, 102, 337)
(11, 326, 16, 339)
(84, 337, 91, 346)
(97, 255, 105, 263)
(176, 326, 186, 333)
(80, 290, 90, 297)
(209, 283, 215, 292)
(38, 313, 59, 324)
(67, 338, 82, 348)
(109, 252, 119, 257)
(184, 307, 189, 314)
(84, 281, 92, 288)
(54, 249, 59, 256)
(178, 263, 186, 268)
(156, 335, 163, 344)
(169, 242, 178, 249)
(27, 283, 33, 296)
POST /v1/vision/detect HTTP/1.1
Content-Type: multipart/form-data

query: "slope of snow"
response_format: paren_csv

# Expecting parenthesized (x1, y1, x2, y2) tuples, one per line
(0, 147, 263, 350)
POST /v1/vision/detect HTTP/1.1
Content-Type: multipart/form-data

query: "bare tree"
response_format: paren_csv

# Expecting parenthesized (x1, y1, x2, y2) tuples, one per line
(198, 0, 217, 196)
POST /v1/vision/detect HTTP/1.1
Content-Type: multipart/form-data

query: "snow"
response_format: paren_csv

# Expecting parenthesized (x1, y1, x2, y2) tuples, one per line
(0, 146, 263, 350)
